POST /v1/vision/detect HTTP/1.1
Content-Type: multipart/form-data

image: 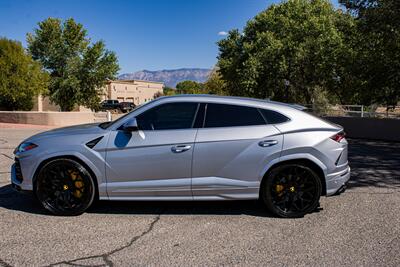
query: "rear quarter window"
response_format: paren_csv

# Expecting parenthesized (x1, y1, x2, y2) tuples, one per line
(259, 109, 290, 124)
(205, 103, 265, 128)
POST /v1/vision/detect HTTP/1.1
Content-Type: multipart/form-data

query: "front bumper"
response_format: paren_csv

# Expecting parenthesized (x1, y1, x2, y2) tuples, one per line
(326, 165, 351, 196)
(11, 163, 33, 192)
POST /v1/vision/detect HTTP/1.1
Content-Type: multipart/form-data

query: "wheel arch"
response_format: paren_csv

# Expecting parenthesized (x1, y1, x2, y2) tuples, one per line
(259, 158, 327, 198)
(32, 155, 100, 200)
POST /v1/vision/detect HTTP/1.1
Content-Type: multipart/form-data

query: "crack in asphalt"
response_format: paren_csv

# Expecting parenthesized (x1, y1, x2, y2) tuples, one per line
(46, 214, 161, 267)
(346, 190, 400, 195)
(0, 258, 12, 267)
(0, 153, 13, 160)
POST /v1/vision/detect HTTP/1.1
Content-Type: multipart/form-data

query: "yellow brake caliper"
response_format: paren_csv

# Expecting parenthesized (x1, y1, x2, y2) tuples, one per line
(276, 184, 284, 196)
(69, 170, 84, 198)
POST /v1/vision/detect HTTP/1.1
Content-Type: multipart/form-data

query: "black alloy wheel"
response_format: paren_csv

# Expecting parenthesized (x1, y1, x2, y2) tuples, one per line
(35, 158, 96, 216)
(262, 164, 322, 218)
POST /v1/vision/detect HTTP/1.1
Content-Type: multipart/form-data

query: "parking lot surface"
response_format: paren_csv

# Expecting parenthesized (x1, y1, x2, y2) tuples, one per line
(0, 125, 399, 266)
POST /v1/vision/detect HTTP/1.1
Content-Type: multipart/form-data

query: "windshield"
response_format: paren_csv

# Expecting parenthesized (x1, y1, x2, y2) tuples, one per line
(98, 101, 154, 129)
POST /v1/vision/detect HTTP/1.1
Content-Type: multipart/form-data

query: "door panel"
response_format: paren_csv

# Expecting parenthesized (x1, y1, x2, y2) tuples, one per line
(106, 129, 197, 199)
(192, 125, 283, 200)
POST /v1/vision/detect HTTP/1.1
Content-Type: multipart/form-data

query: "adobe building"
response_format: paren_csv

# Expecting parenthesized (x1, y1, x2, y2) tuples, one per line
(100, 79, 164, 105)
(31, 79, 164, 111)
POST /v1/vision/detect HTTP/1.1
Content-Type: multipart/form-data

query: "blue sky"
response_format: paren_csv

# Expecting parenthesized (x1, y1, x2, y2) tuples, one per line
(0, 0, 340, 74)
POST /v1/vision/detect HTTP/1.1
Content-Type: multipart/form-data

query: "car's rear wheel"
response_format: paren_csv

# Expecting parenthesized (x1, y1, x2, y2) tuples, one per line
(35, 158, 95, 216)
(262, 164, 322, 218)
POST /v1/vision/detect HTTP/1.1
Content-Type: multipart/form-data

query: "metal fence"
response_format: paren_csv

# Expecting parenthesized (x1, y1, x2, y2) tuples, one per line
(305, 104, 400, 119)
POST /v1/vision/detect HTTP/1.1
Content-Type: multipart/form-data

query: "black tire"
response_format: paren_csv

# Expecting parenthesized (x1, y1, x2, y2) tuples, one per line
(35, 158, 96, 216)
(262, 164, 322, 218)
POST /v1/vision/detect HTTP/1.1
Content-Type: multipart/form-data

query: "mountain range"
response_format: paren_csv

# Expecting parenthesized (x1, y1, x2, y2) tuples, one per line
(118, 68, 212, 88)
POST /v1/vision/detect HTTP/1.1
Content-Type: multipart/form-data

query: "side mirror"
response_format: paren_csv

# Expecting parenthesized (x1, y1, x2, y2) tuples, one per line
(122, 118, 139, 132)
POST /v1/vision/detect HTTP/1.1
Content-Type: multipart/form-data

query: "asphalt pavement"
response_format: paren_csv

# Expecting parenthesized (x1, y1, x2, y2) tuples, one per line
(0, 126, 399, 266)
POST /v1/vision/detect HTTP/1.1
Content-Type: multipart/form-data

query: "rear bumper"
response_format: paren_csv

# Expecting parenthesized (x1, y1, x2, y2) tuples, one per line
(326, 165, 350, 196)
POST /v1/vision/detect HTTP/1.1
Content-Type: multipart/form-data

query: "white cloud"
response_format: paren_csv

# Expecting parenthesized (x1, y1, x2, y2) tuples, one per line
(218, 31, 228, 36)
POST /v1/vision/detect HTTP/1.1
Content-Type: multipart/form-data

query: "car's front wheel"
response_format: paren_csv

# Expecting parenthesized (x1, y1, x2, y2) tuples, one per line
(262, 164, 322, 218)
(35, 158, 96, 216)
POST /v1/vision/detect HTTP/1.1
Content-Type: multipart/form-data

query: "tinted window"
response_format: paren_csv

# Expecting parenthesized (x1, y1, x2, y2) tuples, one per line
(259, 109, 290, 124)
(136, 102, 198, 130)
(204, 103, 265, 128)
(193, 103, 206, 128)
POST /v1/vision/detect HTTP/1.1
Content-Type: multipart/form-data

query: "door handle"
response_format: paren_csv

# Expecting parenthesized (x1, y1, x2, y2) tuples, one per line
(171, 145, 192, 153)
(258, 140, 278, 147)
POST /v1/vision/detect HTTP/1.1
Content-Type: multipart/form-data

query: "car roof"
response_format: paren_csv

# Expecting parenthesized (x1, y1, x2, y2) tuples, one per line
(107, 94, 338, 131)
(157, 94, 306, 111)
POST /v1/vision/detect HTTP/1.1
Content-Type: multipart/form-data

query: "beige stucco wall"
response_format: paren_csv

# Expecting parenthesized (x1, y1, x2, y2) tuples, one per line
(31, 96, 60, 112)
(32, 80, 163, 112)
(31, 96, 95, 112)
(0, 111, 108, 126)
(103, 80, 163, 105)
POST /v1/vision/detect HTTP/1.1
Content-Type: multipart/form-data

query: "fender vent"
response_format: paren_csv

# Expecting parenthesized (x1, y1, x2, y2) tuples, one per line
(86, 136, 104, 149)
(335, 152, 343, 165)
(14, 158, 23, 182)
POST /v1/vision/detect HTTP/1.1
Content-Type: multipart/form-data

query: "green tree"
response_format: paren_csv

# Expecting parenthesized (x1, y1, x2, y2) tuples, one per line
(0, 38, 48, 110)
(217, 0, 356, 105)
(321, 9, 362, 105)
(27, 18, 119, 111)
(204, 68, 228, 95)
(153, 91, 163, 99)
(163, 86, 176, 96)
(175, 80, 205, 94)
(339, 0, 400, 109)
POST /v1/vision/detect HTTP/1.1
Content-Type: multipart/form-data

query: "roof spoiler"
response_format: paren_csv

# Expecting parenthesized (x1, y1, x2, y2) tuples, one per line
(290, 104, 307, 110)
(263, 99, 307, 110)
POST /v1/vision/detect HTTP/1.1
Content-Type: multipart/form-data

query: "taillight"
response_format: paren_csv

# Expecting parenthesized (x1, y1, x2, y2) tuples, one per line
(330, 131, 346, 143)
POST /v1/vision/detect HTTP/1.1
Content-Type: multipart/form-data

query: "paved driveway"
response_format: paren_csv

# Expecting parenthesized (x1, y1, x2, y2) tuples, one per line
(0, 126, 399, 266)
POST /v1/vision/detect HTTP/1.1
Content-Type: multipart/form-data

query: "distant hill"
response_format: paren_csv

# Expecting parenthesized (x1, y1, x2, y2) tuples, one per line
(118, 68, 212, 88)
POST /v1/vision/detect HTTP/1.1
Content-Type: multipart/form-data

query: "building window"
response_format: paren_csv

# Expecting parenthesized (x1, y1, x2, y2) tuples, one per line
(113, 86, 116, 91)
(125, 86, 127, 90)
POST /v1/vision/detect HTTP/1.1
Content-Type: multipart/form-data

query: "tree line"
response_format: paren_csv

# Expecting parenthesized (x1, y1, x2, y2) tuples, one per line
(0, 18, 119, 111)
(176, 0, 400, 110)
(1, 0, 399, 111)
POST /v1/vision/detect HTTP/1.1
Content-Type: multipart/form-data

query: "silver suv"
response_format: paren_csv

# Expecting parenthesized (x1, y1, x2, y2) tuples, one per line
(11, 95, 350, 217)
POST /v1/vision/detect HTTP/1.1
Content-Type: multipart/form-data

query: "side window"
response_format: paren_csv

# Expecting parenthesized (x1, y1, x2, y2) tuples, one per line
(259, 109, 290, 124)
(136, 102, 198, 130)
(204, 103, 265, 128)
(193, 103, 206, 128)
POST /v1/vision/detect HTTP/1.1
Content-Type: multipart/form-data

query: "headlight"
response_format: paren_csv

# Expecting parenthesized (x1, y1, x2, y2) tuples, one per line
(15, 142, 38, 153)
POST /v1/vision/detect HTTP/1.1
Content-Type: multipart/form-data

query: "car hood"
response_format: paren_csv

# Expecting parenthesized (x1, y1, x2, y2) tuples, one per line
(27, 123, 106, 142)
